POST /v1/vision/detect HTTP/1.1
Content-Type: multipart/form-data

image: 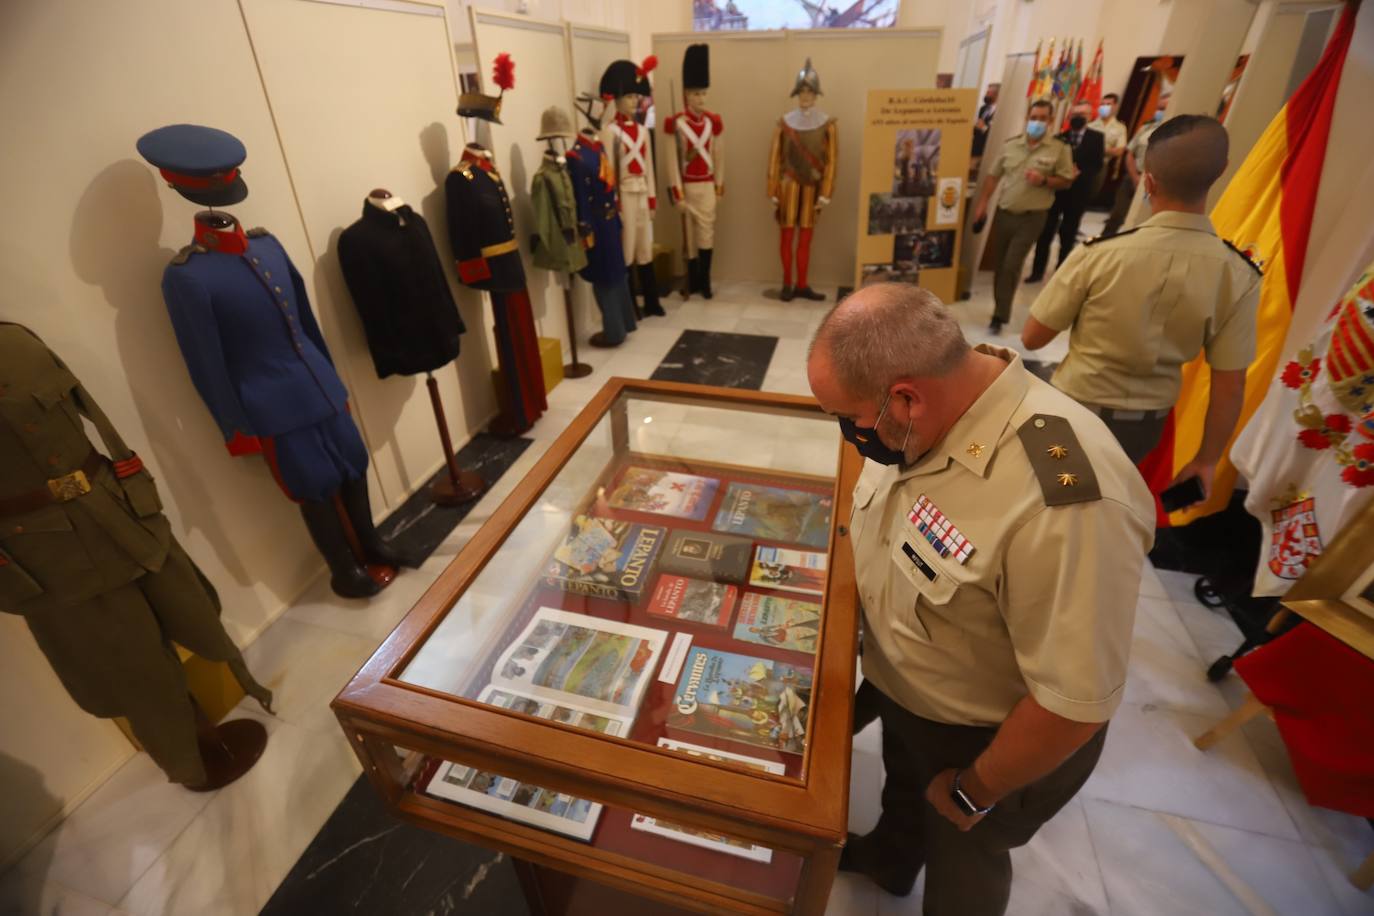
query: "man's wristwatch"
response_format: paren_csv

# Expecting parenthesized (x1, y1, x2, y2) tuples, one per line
(951, 769, 995, 817)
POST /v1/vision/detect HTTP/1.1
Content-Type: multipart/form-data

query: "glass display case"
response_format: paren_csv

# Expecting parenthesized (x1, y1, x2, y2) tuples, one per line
(333, 378, 862, 915)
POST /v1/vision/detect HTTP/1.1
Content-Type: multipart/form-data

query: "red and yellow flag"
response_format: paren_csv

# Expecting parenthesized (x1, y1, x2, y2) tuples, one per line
(1140, 1, 1358, 527)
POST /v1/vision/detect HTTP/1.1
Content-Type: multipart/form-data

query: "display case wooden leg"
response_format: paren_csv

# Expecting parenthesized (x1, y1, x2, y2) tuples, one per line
(426, 373, 485, 505)
(794, 843, 841, 915)
(562, 283, 593, 379)
(512, 858, 551, 916)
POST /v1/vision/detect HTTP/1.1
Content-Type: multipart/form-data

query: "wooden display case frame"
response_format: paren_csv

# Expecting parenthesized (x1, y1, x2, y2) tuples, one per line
(333, 378, 862, 915)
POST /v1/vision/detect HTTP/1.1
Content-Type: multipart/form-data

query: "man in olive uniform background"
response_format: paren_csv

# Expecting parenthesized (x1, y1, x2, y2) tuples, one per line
(0, 323, 271, 788)
(806, 285, 1153, 915)
(1023, 115, 1259, 487)
(971, 99, 1075, 334)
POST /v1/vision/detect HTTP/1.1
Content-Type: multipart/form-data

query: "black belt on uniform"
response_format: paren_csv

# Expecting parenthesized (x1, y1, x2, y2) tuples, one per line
(0, 450, 106, 519)
(1083, 404, 1171, 422)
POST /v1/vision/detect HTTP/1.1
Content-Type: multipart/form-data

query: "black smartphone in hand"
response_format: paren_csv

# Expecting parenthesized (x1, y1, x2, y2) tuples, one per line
(1160, 476, 1205, 512)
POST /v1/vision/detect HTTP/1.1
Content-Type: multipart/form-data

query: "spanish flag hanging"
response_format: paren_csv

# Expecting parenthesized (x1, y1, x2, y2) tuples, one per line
(1139, 0, 1359, 527)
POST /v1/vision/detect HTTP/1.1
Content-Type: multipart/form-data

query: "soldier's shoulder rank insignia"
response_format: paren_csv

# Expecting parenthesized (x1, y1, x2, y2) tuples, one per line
(1083, 227, 1139, 247)
(1016, 413, 1101, 506)
(170, 243, 208, 265)
(1222, 238, 1263, 276)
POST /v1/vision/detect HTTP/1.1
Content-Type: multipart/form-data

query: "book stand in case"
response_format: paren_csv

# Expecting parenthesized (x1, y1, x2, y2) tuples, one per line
(333, 377, 862, 915)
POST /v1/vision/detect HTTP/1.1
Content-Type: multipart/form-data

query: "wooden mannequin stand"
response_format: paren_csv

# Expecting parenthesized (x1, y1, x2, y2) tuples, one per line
(332, 492, 396, 588)
(425, 372, 486, 505)
(562, 279, 593, 378)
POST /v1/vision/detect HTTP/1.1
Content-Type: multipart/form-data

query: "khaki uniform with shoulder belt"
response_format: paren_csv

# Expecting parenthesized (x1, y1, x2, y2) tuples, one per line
(848, 346, 1154, 914)
(0, 323, 270, 786)
(1029, 210, 1261, 462)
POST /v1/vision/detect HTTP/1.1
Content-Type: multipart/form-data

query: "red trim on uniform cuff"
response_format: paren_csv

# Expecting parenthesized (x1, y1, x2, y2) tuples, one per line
(649, 197, 657, 212)
(458, 257, 492, 284)
(226, 432, 263, 456)
(113, 454, 145, 479)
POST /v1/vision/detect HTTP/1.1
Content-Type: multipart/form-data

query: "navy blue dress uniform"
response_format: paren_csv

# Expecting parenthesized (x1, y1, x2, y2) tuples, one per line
(567, 130, 637, 346)
(445, 134, 546, 431)
(0, 322, 272, 787)
(338, 198, 466, 378)
(139, 123, 415, 598)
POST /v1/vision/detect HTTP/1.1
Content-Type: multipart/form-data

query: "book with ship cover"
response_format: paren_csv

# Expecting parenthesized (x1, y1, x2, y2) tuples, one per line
(711, 482, 833, 548)
(748, 546, 828, 596)
(630, 738, 785, 861)
(544, 515, 665, 602)
(668, 647, 813, 755)
(607, 466, 720, 521)
(645, 575, 738, 628)
(732, 593, 822, 653)
(658, 530, 753, 584)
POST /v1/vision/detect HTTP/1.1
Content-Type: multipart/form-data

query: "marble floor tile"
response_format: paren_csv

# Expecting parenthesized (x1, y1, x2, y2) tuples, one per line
(826, 871, 880, 916)
(1125, 596, 1232, 718)
(1138, 562, 1170, 600)
(1007, 797, 1110, 915)
(1, 753, 211, 909)
(1082, 703, 1300, 841)
(117, 711, 362, 916)
(848, 721, 883, 837)
(234, 617, 379, 735)
(0, 877, 119, 916)
(734, 316, 814, 340)
(1084, 797, 1345, 916)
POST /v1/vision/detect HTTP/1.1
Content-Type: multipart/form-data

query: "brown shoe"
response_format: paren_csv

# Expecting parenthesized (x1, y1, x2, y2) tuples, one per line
(589, 332, 621, 348)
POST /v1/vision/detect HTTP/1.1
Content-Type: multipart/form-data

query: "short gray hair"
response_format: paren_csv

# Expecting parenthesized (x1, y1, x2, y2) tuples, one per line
(810, 283, 969, 401)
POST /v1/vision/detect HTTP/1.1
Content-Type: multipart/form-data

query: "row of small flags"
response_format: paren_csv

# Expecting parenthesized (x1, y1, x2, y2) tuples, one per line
(1026, 38, 1105, 126)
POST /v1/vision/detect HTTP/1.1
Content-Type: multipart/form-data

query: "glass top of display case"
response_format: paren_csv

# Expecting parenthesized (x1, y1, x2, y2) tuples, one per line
(397, 382, 844, 787)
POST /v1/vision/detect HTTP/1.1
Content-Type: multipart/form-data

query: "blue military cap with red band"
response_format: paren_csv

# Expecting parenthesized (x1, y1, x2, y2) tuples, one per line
(136, 124, 249, 207)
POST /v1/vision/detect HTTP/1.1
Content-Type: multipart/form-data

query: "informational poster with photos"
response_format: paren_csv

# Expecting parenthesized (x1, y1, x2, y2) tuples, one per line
(491, 607, 668, 718)
(630, 738, 785, 861)
(853, 89, 977, 303)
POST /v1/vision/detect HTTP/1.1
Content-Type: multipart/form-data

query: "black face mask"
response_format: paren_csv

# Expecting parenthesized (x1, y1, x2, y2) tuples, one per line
(838, 393, 911, 466)
(1069, 115, 1087, 130)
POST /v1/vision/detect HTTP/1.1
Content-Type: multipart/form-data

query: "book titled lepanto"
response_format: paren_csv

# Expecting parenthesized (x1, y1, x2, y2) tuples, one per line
(658, 530, 753, 584)
(711, 482, 834, 548)
(607, 466, 720, 520)
(733, 593, 823, 653)
(545, 515, 665, 601)
(646, 574, 738, 628)
(669, 647, 813, 755)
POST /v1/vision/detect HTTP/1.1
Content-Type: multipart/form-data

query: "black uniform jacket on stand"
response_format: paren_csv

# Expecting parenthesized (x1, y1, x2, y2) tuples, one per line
(444, 148, 526, 293)
(338, 202, 466, 378)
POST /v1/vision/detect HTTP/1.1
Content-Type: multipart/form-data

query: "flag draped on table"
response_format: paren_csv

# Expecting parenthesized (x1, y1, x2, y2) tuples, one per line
(1138, 2, 1358, 528)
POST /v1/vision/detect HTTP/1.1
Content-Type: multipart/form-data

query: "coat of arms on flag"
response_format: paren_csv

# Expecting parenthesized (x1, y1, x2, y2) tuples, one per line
(1268, 489, 1323, 579)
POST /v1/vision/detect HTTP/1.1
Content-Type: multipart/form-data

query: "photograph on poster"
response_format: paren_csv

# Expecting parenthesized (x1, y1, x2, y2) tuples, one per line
(893, 128, 940, 198)
(893, 232, 921, 266)
(867, 193, 926, 235)
(935, 176, 962, 225)
(861, 262, 918, 285)
(917, 230, 956, 268)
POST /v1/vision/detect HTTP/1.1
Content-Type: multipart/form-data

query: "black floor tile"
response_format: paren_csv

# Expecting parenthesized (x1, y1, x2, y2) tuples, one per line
(650, 330, 779, 390)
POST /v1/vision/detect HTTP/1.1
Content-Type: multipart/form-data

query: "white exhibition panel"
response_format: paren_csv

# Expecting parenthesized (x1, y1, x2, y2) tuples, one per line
(239, 0, 492, 508)
(955, 27, 992, 89)
(469, 8, 578, 359)
(651, 29, 942, 290)
(0, 0, 330, 866)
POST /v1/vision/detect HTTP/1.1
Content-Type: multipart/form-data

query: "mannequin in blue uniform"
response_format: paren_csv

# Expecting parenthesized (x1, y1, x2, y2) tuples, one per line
(137, 124, 417, 598)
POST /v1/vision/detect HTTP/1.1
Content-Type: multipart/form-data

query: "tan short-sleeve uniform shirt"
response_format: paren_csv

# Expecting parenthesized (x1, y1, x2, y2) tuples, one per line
(1089, 116, 1128, 154)
(849, 347, 1155, 727)
(989, 134, 1075, 213)
(1029, 211, 1261, 410)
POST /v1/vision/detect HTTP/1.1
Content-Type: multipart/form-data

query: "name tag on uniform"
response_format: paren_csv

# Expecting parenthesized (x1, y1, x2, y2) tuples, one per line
(908, 494, 975, 565)
(901, 541, 936, 581)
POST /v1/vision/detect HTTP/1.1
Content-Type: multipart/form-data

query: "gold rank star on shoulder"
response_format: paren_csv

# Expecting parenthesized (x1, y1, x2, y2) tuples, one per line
(966, 442, 985, 458)
(1056, 472, 1078, 487)
(1047, 444, 1069, 459)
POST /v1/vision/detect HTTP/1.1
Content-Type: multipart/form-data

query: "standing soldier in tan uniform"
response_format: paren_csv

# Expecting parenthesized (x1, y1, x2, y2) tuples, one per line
(1023, 115, 1259, 492)
(768, 58, 837, 302)
(807, 284, 1153, 915)
(664, 43, 725, 300)
(0, 323, 271, 789)
(971, 99, 1075, 334)
(1088, 93, 1129, 191)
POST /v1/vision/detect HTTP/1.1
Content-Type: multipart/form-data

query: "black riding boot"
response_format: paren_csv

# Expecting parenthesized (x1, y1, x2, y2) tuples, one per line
(299, 497, 381, 599)
(699, 248, 714, 299)
(339, 476, 423, 569)
(638, 263, 665, 316)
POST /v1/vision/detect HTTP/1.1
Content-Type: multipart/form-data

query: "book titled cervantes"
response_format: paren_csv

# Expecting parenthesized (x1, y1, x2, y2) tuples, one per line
(669, 647, 813, 755)
(645, 574, 738, 628)
(711, 482, 833, 548)
(544, 515, 665, 602)
(607, 466, 720, 521)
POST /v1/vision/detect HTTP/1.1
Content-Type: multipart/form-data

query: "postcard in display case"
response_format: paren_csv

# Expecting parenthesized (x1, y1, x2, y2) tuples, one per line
(749, 546, 828, 596)
(631, 738, 785, 862)
(732, 593, 823, 653)
(544, 516, 667, 601)
(646, 574, 739, 627)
